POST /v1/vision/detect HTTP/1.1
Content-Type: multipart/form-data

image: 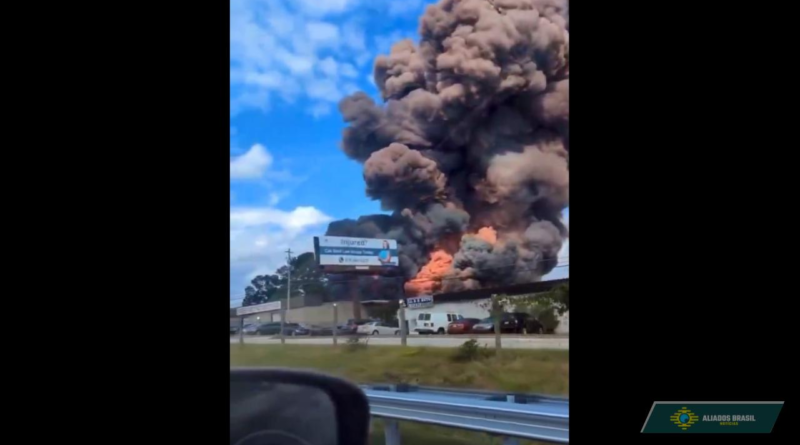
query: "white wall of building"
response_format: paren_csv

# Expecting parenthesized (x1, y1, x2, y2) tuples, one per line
(237, 302, 368, 327)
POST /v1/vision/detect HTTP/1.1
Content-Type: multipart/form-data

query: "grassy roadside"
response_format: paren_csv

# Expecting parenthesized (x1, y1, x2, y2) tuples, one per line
(369, 419, 546, 445)
(230, 344, 568, 394)
(231, 344, 567, 445)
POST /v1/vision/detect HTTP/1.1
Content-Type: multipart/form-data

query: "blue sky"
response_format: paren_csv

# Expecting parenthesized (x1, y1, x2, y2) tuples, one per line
(229, 0, 568, 306)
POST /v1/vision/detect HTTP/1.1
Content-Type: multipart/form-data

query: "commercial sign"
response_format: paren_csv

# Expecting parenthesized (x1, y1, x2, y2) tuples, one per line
(406, 295, 434, 309)
(641, 401, 784, 434)
(315, 236, 399, 268)
(236, 301, 281, 317)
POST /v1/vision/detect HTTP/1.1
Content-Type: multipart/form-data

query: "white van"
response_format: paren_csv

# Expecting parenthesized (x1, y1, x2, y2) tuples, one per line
(413, 312, 463, 334)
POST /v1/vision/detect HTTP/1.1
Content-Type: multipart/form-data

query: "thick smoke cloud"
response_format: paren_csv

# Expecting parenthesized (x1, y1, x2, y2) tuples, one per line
(364, 143, 448, 210)
(326, 0, 569, 293)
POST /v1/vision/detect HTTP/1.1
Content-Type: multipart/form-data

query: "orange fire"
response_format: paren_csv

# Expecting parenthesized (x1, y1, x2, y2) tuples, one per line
(403, 249, 453, 295)
(476, 226, 497, 245)
(404, 227, 497, 296)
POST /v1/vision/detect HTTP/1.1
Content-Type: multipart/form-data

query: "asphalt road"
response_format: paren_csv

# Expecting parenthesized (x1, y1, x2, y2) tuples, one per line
(230, 334, 568, 350)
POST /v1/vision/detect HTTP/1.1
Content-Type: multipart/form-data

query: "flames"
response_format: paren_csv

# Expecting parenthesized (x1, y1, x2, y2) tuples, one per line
(325, 0, 569, 293)
(476, 227, 498, 245)
(404, 227, 497, 296)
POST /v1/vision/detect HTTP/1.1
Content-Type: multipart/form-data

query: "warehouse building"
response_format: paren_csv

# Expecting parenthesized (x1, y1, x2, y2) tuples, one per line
(231, 278, 568, 334)
(230, 293, 370, 328)
(400, 278, 569, 334)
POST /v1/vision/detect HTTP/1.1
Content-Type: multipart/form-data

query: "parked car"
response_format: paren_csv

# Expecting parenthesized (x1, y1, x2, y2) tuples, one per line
(253, 322, 301, 336)
(446, 318, 482, 334)
(312, 325, 334, 336)
(503, 312, 545, 334)
(338, 318, 378, 335)
(471, 313, 545, 334)
(230, 325, 239, 335)
(291, 324, 311, 336)
(357, 320, 400, 336)
(242, 323, 259, 335)
(292, 324, 334, 336)
(471, 317, 495, 334)
(521, 314, 545, 334)
(252, 322, 280, 335)
(413, 312, 464, 334)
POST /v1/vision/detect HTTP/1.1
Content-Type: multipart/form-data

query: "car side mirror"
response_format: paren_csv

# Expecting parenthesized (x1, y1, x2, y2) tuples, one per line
(230, 368, 370, 445)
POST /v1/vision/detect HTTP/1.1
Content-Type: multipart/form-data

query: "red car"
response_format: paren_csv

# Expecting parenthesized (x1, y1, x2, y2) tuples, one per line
(447, 318, 482, 334)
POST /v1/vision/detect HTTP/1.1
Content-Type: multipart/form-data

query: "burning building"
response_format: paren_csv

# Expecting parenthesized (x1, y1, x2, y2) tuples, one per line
(326, 0, 569, 297)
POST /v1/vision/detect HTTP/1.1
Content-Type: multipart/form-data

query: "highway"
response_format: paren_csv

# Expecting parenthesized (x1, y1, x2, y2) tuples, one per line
(230, 334, 568, 350)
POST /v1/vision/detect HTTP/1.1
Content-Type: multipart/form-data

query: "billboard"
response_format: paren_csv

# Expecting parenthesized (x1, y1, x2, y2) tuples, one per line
(314, 236, 399, 269)
(236, 301, 281, 316)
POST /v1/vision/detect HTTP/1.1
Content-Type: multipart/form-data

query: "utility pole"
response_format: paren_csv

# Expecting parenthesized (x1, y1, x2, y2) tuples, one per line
(332, 303, 338, 346)
(398, 299, 407, 347)
(280, 248, 293, 345)
(285, 248, 293, 317)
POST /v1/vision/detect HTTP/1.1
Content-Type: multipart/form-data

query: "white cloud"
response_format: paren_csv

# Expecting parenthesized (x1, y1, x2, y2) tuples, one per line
(309, 103, 333, 118)
(340, 63, 358, 78)
(355, 52, 372, 67)
(230, 205, 333, 297)
(230, 206, 332, 231)
(342, 82, 361, 95)
(230, 89, 271, 117)
(342, 21, 366, 52)
(242, 70, 284, 88)
(230, 0, 371, 117)
(306, 78, 344, 103)
(230, 144, 273, 179)
(306, 21, 340, 45)
(374, 30, 411, 55)
(275, 50, 316, 75)
(268, 15, 295, 35)
(295, 0, 357, 16)
(268, 192, 282, 206)
(319, 57, 339, 77)
(387, 0, 426, 16)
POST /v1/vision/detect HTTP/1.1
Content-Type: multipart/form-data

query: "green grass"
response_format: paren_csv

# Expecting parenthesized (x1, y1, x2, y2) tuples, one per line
(369, 419, 548, 445)
(230, 344, 568, 394)
(231, 344, 567, 445)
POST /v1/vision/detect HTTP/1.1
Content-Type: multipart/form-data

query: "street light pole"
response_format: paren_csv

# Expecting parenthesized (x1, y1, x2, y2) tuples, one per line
(398, 299, 407, 346)
(285, 248, 293, 320)
(333, 303, 338, 346)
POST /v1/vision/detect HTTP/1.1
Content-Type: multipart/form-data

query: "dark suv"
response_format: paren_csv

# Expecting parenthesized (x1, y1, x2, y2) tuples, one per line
(254, 322, 299, 336)
(503, 312, 544, 334)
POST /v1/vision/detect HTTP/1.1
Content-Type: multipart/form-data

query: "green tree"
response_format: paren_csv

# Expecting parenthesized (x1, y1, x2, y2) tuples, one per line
(242, 252, 328, 306)
(477, 281, 570, 342)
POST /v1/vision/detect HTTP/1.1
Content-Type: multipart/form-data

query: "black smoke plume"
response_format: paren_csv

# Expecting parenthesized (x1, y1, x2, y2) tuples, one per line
(326, 0, 569, 293)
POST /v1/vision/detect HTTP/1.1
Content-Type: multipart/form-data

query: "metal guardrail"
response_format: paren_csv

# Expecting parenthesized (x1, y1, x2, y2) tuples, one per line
(361, 384, 569, 444)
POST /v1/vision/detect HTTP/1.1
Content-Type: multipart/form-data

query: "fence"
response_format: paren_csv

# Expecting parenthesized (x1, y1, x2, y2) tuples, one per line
(361, 384, 569, 444)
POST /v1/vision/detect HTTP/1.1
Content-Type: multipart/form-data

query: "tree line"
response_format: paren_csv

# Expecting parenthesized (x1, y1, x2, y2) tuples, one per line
(242, 251, 404, 308)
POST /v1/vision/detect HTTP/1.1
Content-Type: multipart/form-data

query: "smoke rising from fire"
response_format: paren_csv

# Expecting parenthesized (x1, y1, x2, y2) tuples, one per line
(326, 0, 569, 294)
